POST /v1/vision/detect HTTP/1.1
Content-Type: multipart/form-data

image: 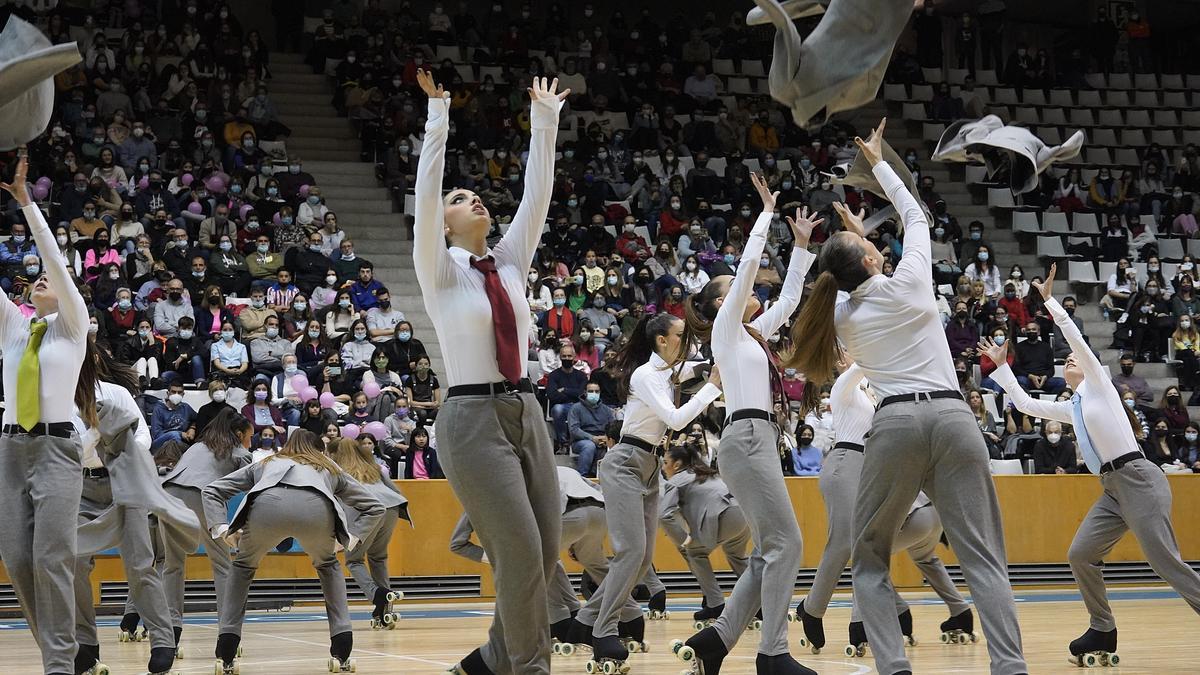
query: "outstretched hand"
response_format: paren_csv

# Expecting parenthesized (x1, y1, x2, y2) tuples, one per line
(786, 205, 823, 248)
(750, 172, 779, 213)
(416, 69, 445, 100)
(0, 150, 30, 207)
(854, 118, 887, 167)
(1032, 263, 1056, 301)
(976, 336, 1009, 367)
(528, 76, 570, 103)
(832, 201, 866, 236)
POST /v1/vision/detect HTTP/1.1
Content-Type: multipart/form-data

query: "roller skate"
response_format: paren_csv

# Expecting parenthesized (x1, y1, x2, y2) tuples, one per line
(644, 590, 669, 620)
(755, 653, 817, 674)
(940, 608, 979, 645)
(552, 617, 576, 655)
(446, 647, 495, 674)
(146, 646, 178, 675)
(585, 636, 630, 674)
(692, 603, 724, 630)
(173, 627, 184, 660)
(792, 599, 824, 653)
(213, 633, 240, 675)
(556, 617, 595, 657)
(898, 608, 918, 647)
(670, 626, 728, 674)
(1068, 627, 1119, 668)
(118, 612, 147, 642)
(618, 616, 648, 653)
(370, 588, 401, 630)
(747, 608, 764, 631)
(843, 621, 868, 658)
(76, 643, 110, 675)
(327, 631, 356, 672)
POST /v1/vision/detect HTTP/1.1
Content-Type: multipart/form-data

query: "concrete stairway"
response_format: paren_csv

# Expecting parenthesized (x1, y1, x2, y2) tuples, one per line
(267, 52, 444, 376)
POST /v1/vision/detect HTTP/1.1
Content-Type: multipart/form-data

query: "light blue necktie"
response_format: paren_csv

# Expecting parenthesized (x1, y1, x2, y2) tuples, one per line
(1070, 394, 1102, 475)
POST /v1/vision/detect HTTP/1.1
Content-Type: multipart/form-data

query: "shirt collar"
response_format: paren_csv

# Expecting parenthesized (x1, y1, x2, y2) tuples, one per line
(849, 274, 887, 300)
(649, 352, 668, 369)
(449, 246, 495, 268)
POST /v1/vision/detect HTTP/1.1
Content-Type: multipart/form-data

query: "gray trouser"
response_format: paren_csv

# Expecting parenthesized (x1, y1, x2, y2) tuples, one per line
(221, 486, 350, 638)
(687, 507, 752, 608)
(0, 432, 82, 674)
(894, 505, 971, 618)
(561, 502, 642, 625)
(73, 476, 173, 650)
(549, 562, 581, 622)
(1069, 457, 1200, 631)
(712, 418, 802, 656)
(162, 484, 231, 629)
(346, 506, 400, 601)
(853, 398, 1025, 675)
(642, 566, 666, 596)
(577, 442, 661, 638)
(437, 392, 560, 675)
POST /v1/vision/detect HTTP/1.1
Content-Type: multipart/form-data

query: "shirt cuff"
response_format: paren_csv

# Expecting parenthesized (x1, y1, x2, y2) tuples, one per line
(530, 96, 563, 130)
(425, 95, 450, 123)
(694, 382, 722, 406)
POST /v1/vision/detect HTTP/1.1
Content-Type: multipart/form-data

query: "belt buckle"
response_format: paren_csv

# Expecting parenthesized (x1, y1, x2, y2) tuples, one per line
(499, 380, 518, 395)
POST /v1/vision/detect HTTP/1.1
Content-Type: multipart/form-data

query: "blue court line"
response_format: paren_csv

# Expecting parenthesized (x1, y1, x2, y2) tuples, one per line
(0, 588, 1185, 630)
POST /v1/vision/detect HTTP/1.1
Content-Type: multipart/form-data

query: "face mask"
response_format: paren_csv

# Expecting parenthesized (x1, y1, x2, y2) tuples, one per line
(281, 216, 294, 226)
(254, 390, 268, 401)
(1124, 398, 1136, 409)
(162, 393, 183, 407)
(1185, 263, 1196, 271)
(168, 290, 184, 303)
(178, 328, 195, 340)
(1183, 320, 1192, 330)
(1121, 365, 1134, 376)
(1149, 264, 1161, 273)
(585, 392, 600, 404)
(265, 327, 279, 339)
(249, 298, 265, 310)
(994, 335, 1006, 346)
(723, 253, 735, 264)
(970, 231, 981, 241)
(219, 240, 232, 254)
(978, 252, 989, 262)
(1188, 432, 1198, 443)
(560, 358, 575, 369)
(338, 299, 352, 310)
(671, 201, 682, 210)
(23, 263, 42, 276)
(580, 331, 592, 340)
(553, 297, 566, 307)
(759, 257, 770, 268)
(573, 275, 584, 285)
(1004, 291, 1016, 299)
(934, 227, 945, 238)
(302, 328, 320, 340)
(354, 332, 368, 342)
(256, 243, 270, 254)
(1147, 287, 1160, 296)
(799, 436, 813, 446)
(1046, 433, 1062, 445)
(137, 327, 151, 339)
(211, 390, 227, 403)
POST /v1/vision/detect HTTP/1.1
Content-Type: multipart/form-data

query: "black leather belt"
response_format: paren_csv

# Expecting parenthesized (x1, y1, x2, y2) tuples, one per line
(83, 467, 110, 479)
(877, 390, 964, 409)
(832, 441, 865, 453)
(1100, 451, 1144, 475)
(2, 422, 74, 438)
(565, 496, 604, 511)
(726, 408, 773, 424)
(446, 379, 533, 399)
(618, 436, 656, 453)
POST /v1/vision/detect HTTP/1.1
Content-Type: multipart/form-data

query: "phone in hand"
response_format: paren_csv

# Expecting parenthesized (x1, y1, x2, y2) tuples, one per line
(328, 366, 342, 376)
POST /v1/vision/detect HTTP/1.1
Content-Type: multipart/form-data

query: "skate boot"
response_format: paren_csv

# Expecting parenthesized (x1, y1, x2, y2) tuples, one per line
(670, 625, 728, 675)
(370, 588, 401, 629)
(586, 635, 630, 674)
(327, 631, 356, 672)
(754, 653, 817, 675)
(644, 589, 669, 620)
(898, 609, 918, 647)
(940, 608, 979, 644)
(118, 612, 146, 642)
(76, 643, 109, 675)
(552, 617, 576, 655)
(618, 616, 648, 653)
(632, 584, 651, 601)
(793, 599, 824, 653)
(747, 608, 764, 631)
(1068, 627, 1119, 668)
(446, 647, 495, 674)
(147, 646, 176, 675)
(692, 603, 725, 630)
(843, 621, 868, 658)
(173, 626, 184, 659)
(214, 633, 240, 675)
(556, 617, 594, 657)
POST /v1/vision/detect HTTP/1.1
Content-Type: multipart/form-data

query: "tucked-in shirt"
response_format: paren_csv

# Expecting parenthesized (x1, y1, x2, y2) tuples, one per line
(835, 163, 958, 398)
(1, 205, 88, 424)
(620, 353, 722, 445)
(413, 94, 560, 387)
(991, 297, 1138, 464)
(711, 210, 815, 413)
(830, 364, 872, 446)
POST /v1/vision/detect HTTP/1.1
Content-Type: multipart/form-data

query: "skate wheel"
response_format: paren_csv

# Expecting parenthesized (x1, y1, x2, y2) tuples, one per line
(137, 628, 148, 641)
(213, 661, 224, 675)
(797, 636, 808, 648)
(1108, 653, 1119, 666)
(602, 661, 616, 674)
(844, 645, 856, 657)
(752, 619, 763, 631)
(906, 635, 918, 647)
(119, 631, 129, 643)
(553, 642, 562, 655)
(693, 620, 704, 631)
(387, 590, 404, 602)
(383, 612, 398, 625)
(811, 646, 821, 655)
(969, 632, 979, 643)
(787, 611, 796, 623)
(940, 632, 951, 644)
(347, 658, 357, 672)
(585, 660, 598, 673)
(96, 666, 110, 675)
(1084, 653, 1098, 668)
(675, 644, 695, 662)
(562, 643, 576, 656)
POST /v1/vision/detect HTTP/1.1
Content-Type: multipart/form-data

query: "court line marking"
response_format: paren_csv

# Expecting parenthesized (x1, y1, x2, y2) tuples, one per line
(187, 622, 455, 668)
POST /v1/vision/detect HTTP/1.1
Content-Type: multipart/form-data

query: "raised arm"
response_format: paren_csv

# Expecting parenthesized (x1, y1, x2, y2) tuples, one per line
(978, 336, 1073, 424)
(829, 363, 867, 411)
(714, 173, 775, 343)
(752, 248, 815, 337)
(630, 368, 722, 432)
(1038, 263, 1108, 383)
(495, 77, 566, 269)
(448, 513, 486, 563)
(412, 71, 454, 290)
(877, 161, 931, 291)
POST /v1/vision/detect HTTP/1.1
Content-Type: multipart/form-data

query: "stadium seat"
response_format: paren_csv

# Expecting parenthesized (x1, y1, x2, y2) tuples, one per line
(1049, 89, 1074, 107)
(1159, 238, 1186, 261)
(1068, 260, 1100, 284)
(1162, 74, 1185, 89)
(902, 102, 927, 120)
(911, 84, 934, 101)
(1069, 109, 1095, 126)
(1085, 73, 1107, 89)
(1012, 211, 1041, 234)
(1135, 90, 1159, 107)
(1041, 107, 1067, 125)
(1151, 129, 1179, 146)
(1091, 128, 1118, 146)
(1109, 73, 1133, 89)
(993, 87, 1019, 105)
(1164, 91, 1190, 108)
(1097, 109, 1124, 127)
(988, 188, 1016, 209)
(1119, 129, 1148, 146)
(1043, 211, 1070, 233)
(741, 60, 766, 77)
(1014, 107, 1039, 125)
(1023, 89, 1047, 106)
(946, 68, 969, 84)
(1073, 213, 1101, 235)
(1077, 90, 1103, 107)
(921, 67, 944, 83)
(883, 83, 908, 101)
(1106, 90, 1131, 107)
(1154, 110, 1181, 127)
(1126, 109, 1152, 126)
(712, 58, 736, 75)
(1134, 73, 1159, 90)
(1037, 234, 1070, 258)
(1113, 148, 1140, 166)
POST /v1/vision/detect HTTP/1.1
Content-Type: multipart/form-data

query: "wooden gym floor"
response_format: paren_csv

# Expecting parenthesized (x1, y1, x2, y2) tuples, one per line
(0, 588, 1193, 673)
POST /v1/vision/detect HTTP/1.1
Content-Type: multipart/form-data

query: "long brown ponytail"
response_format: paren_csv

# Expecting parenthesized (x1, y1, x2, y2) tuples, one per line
(664, 441, 719, 483)
(607, 312, 683, 397)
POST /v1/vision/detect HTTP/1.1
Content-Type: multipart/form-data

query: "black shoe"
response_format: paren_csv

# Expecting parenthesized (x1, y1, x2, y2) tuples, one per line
(119, 612, 140, 634)
(678, 626, 728, 675)
(74, 644, 99, 674)
(647, 589, 666, 612)
(898, 608, 915, 642)
(795, 599, 825, 650)
(755, 652, 817, 674)
(579, 572, 598, 600)
(941, 608, 974, 634)
(693, 603, 725, 622)
(550, 617, 573, 643)
(566, 617, 594, 648)
(215, 633, 240, 664)
(632, 584, 651, 601)
(330, 631, 353, 660)
(593, 635, 629, 662)
(147, 646, 175, 673)
(1069, 627, 1117, 656)
(455, 647, 494, 675)
(618, 615, 645, 642)
(849, 620, 867, 647)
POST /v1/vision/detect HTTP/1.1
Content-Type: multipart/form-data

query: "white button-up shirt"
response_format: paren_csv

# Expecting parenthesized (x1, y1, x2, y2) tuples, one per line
(413, 95, 560, 387)
(830, 364, 872, 446)
(621, 353, 722, 446)
(711, 211, 815, 414)
(834, 164, 958, 399)
(1, 204, 88, 425)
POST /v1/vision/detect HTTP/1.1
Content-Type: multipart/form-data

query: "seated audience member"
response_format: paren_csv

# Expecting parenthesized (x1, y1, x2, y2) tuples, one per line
(366, 287, 404, 342)
(250, 315, 296, 376)
(1032, 421, 1078, 474)
(1172, 315, 1200, 392)
(788, 424, 821, 476)
(1111, 353, 1153, 404)
(403, 427, 444, 479)
(1158, 385, 1191, 431)
(568, 382, 615, 477)
(1012, 321, 1065, 393)
(238, 286, 277, 339)
(1178, 424, 1200, 472)
(547, 343, 588, 451)
(162, 316, 206, 385)
(967, 388, 1004, 458)
(944, 300, 978, 361)
(153, 277, 193, 337)
(194, 380, 237, 437)
(381, 396, 418, 478)
(210, 320, 250, 387)
(150, 381, 197, 449)
(243, 378, 288, 436)
(405, 354, 441, 426)
(1144, 417, 1179, 467)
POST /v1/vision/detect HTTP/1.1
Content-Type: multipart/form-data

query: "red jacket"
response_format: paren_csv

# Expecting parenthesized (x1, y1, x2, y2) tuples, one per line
(998, 295, 1031, 328)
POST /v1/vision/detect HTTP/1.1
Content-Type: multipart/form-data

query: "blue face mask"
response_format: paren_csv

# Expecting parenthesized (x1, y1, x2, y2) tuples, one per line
(221, 330, 235, 341)
(257, 243, 270, 253)
(723, 253, 736, 264)
(397, 331, 411, 341)
(281, 216, 294, 225)
(307, 195, 320, 205)
(553, 297, 566, 307)
(585, 392, 600, 404)
(25, 265, 39, 276)
(231, 184, 242, 194)
(993, 335, 1006, 346)
(118, 298, 132, 310)
(970, 231, 981, 241)
(308, 329, 321, 339)
(267, 187, 278, 197)
(219, 241, 232, 252)
(138, 328, 150, 338)
(354, 332, 367, 342)
(978, 251, 989, 262)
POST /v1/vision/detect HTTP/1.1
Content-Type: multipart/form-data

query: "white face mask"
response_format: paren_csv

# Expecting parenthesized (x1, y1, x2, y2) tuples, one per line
(168, 393, 183, 405)
(212, 390, 227, 403)
(1046, 433, 1062, 444)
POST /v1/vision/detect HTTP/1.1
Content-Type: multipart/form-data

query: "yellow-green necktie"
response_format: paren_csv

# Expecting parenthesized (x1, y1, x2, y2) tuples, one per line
(17, 319, 48, 430)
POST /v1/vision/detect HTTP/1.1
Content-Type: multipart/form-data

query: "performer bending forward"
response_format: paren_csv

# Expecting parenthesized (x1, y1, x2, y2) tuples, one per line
(980, 264, 1200, 667)
(412, 70, 567, 675)
(786, 119, 1026, 675)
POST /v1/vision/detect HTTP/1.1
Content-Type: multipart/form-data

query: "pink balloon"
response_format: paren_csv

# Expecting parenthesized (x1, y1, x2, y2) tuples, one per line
(35, 176, 51, 188)
(298, 184, 310, 198)
(290, 373, 310, 391)
(272, 212, 282, 225)
(364, 421, 388, 441)
(31, 184, 49, 201)
(319, 392, 336, 409)
(205, 175, 226, 193)
(239, 203, 254, 220)
(300, 386, 319, 402)
(137, 176, 149, 190)
(186, 201, 203, 214)
(181, 173, 194, 186)
(342, 423, 361, 440)
(363, 381, 381, 398)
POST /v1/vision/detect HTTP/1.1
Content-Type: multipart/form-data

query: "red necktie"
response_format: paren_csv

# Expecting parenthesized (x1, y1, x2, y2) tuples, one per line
(470, 256, 523, 385)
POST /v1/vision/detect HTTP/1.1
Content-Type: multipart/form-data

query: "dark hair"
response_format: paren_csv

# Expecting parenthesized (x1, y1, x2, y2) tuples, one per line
(199, 408, 252, 460)
(664, 441, 719, 483)
(605, 419, 624, 442)
(92, 340, 141, 396)
(411, 426, 430, 445)
(75, 336, 103, 428)
(606, 312, 683, 396)
(683, 276, 727, 344)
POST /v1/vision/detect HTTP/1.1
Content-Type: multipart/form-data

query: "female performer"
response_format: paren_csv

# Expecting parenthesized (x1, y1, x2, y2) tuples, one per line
(568, 310, 722, 673)
(979, 264, 1200, 667)
(674, 173, 819, 675)
(330, 437, 413, 629)
(792, 363, 972, 655)
(660, 442, 751, 628)
(785, 119, 1026, 675)
(412, 69, 567, 675)
(0, 152, 93, 675)
(160, 408, 254, 652)
(202, 429, 384, 673)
